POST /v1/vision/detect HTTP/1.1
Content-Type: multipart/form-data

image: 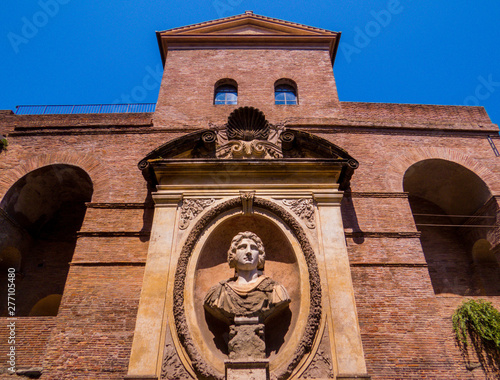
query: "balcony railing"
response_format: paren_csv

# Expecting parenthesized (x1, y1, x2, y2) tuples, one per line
(15, 103, 156, 115)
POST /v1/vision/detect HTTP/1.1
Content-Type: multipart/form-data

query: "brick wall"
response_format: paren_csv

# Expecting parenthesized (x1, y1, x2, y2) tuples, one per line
(341, 101, 493, 125)
(38, 266, 144, 380)
(0, 91, 498, 379)
(154, 48, 341, 128)
(0, 318, 56, 378)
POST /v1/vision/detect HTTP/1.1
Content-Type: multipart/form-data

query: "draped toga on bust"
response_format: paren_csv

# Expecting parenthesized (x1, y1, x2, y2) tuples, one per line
(204, 275, 290, 324)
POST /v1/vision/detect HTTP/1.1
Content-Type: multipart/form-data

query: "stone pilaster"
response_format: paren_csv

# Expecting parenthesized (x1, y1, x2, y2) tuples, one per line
(314, 192, 369, 378)
(126, 193, 182, 379)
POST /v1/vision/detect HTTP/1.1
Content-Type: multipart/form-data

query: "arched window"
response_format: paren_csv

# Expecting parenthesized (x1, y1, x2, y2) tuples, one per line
(214, 80, 238, 105)
(275, 80, 297, 105)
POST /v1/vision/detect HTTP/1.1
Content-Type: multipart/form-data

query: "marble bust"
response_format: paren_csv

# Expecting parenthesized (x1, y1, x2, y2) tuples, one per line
(204, 231, 291, 325)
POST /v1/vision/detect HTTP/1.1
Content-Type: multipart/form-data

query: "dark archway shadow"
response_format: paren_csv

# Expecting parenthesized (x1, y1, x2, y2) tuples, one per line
(404, 159, 499, 296)
(140, 184, 155, 242)
(0, 164, 93, 316)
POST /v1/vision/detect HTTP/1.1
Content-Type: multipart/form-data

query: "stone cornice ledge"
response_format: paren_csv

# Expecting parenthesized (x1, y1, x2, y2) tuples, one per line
(345, 231, 421, 238)
(70, 261, 146, 266)
(287, 119, 499, 134)
(346, 191, 409, 198)
(0, 112, 154, 127)
(152, 193, 183, 206)
(313, 192, 344, 205)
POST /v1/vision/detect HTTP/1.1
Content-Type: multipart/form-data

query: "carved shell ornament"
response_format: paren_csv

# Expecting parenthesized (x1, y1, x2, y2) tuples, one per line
(216, 106, 285, 159)
(227, 106, 269, 141)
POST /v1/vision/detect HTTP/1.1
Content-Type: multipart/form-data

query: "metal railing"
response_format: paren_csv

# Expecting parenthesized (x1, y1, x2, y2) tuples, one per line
(15, 103, 156, 115)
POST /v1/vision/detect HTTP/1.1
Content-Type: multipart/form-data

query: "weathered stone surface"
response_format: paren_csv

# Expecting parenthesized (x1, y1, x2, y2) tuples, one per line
(161, 329, 193, 379)
(299, 324, 334, 379)
(225, 360, 269, 380)
(228, 323, 266, 360)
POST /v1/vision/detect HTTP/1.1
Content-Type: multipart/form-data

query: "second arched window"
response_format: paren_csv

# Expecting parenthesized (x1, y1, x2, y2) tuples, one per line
(214, 83, 238, 105)
(275, 83, 297, 105)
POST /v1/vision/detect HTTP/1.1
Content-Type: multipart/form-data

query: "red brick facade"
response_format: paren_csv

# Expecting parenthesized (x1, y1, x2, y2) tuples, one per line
(0, 12, 499, 380)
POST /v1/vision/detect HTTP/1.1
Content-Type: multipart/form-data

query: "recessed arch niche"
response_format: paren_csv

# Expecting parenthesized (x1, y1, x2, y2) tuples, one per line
(403, 158, 498, 295)
(0, 164, 93, 316)
(472, 239, 496, 264)
(403, 158, 491, 218)
(1, 164, 93, 235)
(175, 197, 321, 380)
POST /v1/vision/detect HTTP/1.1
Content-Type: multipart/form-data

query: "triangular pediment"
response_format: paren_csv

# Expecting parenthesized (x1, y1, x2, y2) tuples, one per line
(211, 25, 290, 35)
(156, 12, 341, 66)
(158, 12, 337, 36)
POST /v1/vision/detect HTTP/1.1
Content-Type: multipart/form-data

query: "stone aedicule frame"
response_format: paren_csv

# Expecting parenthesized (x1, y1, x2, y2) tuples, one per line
(126, 160, 369, 380)
(176, 198, 320, 379)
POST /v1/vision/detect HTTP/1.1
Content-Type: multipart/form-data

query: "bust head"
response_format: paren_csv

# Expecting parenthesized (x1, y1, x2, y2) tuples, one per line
(228, 231, 265, 271)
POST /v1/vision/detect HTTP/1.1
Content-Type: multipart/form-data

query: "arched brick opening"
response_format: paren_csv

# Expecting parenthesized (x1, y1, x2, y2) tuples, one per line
(0, 152, 110, 203)
(403, 159, 499, 296)
(386, 147, 500, 193)
(0, 164, 93, 316)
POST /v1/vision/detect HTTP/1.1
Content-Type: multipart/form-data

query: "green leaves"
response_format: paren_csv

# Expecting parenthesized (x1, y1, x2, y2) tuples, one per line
(0, 138, 8, 151)
(452, 299, 500, 349)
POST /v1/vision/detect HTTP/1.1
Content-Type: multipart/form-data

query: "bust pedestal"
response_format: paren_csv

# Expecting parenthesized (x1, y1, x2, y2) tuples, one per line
(229, 316, 265, 359)
(225, 316, 269, 380)
(225, 360, 269, 380)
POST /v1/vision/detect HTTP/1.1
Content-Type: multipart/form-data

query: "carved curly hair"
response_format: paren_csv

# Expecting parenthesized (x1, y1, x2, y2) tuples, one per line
(227, 231, 266, 271)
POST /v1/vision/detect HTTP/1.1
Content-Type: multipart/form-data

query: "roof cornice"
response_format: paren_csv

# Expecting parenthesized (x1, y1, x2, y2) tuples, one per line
(156, 12, 341, 67)
(158, 12, 337, 35)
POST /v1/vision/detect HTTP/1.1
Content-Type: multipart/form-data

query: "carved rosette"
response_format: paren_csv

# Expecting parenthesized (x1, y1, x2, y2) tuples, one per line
(179, 198, 215, 230)
(282, 199, 316, 229)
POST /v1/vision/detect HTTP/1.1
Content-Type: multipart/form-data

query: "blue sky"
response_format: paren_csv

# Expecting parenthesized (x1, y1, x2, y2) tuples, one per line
(1, 0, 499, 124)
